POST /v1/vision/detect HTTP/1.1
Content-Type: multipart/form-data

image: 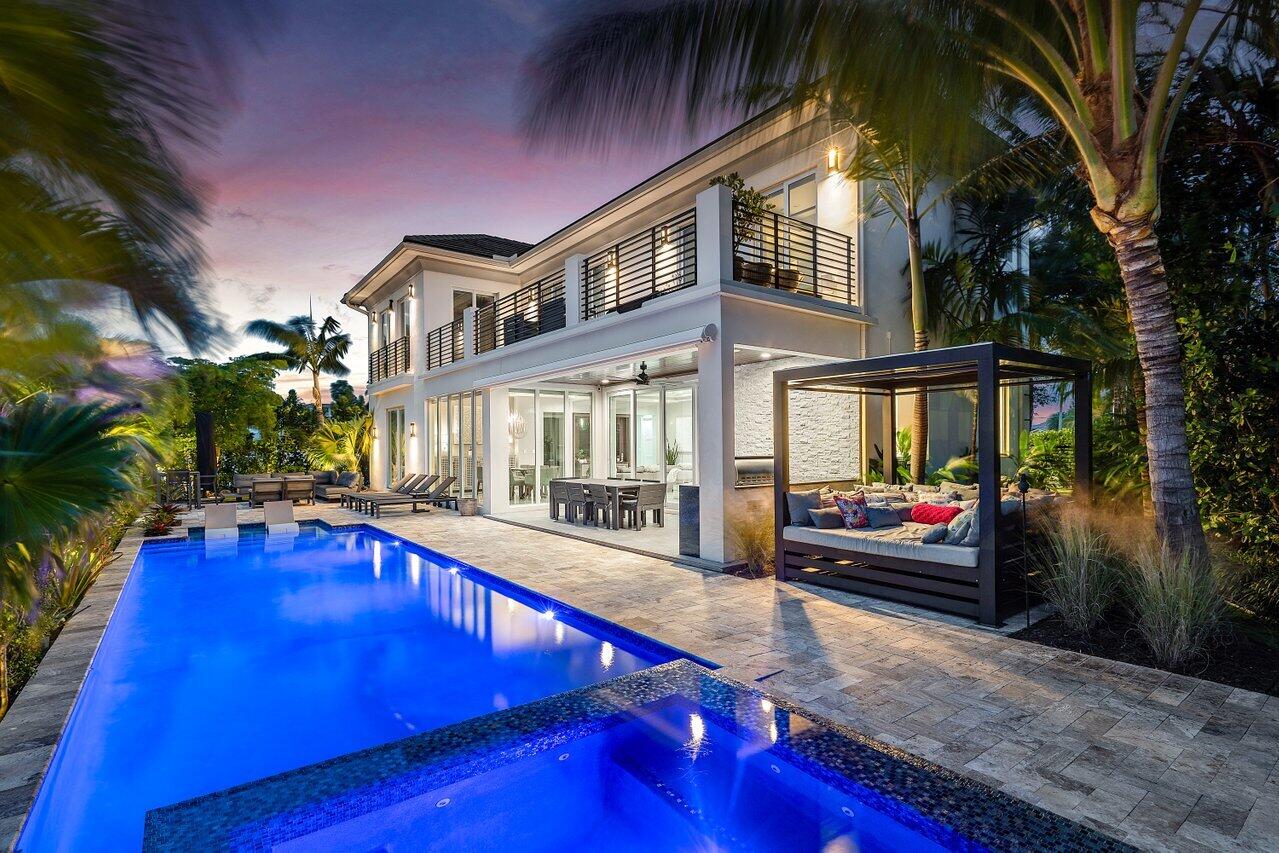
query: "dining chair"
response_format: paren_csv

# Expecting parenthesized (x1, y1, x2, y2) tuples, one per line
(583, 483, 612, 528)
(565, 481, 590, 524)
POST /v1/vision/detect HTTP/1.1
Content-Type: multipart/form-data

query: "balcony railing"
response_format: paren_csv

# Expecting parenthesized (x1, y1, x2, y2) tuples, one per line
(474, 269, 567, 355)
(581, 208, 696, 322)
(368, 335, 409, 383)
(425, 318, 463, 369)
(732, 202, 858, 307)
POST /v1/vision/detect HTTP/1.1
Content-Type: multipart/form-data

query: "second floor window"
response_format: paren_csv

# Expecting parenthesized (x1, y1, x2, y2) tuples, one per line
(378, 310, 392, 346)
(765, 172, 818, 225)
(452, 289, 497, 322)
(396, 298, 411, 341)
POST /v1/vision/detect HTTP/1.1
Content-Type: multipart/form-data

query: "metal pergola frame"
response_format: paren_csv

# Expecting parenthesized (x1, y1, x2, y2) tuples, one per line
(772, 343, 1092, 625)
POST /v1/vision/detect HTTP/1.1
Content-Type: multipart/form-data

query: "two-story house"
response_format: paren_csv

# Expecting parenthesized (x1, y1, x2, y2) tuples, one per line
(342, 105, 977, 565)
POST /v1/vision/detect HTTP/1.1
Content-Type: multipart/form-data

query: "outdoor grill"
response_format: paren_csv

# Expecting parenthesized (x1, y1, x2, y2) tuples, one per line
(733, 455, 774, 488)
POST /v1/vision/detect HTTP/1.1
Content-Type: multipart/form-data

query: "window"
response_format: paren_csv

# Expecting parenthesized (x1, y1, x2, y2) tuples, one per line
(396, 298, 411, 341)
(509, 390, 536, 505)
(453, 289, 498, 322)
(766, 172, 818, 223)
(385, 408, 405, 486)
(378, 311, 392, 347)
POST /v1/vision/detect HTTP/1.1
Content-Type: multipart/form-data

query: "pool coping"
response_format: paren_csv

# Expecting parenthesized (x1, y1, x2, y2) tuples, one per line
(143, 659, 1133, 852)
(0, 520, 714, 850)
(0, 522, 182, 850)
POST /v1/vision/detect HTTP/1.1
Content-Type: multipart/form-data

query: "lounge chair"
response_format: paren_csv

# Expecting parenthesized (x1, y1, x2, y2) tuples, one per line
(366, 476, 456, 518)
(249, 478, 284, 507)
(341, 473, 417, 509)
(203, 504, 238, 540)
(263, 500, 299, 535)
(348, 474, 429, 513)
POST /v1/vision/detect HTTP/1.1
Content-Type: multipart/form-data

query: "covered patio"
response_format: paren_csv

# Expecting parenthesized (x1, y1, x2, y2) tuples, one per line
(773, 343, 1092, 626)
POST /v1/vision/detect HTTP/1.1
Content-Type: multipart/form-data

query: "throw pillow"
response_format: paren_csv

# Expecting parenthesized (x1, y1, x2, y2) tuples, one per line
(785, 489, 822, 526)
(944, 509, 973, 545)
(911, 502, 964, 525)
(336, 471, 360, 487)
(890, 501, 916, 521)
(921, 523, 949, 544)
(834, 493, 870, 529)
(961, 501, 981, 546)
(866, 506, 903, 528)
(808, 507, 845, 529)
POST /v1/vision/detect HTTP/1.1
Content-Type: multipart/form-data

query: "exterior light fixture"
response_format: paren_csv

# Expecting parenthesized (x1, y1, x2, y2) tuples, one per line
(657, 225, 670, 245)
(408, 281, 415, 298)
(371, 425, 378, 438)
(408, 422, 417, 438)
(826, 146, 841, 171)
(606, 249, 618, 268)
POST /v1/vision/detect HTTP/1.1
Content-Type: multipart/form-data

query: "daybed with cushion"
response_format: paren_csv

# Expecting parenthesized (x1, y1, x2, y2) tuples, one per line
(315, 471, 362, 502)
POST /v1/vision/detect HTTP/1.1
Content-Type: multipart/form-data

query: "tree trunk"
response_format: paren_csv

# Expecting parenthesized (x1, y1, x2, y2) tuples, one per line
(311, 370, 326, 424)
(1096, 212, 1207, 560)
(906, 214, 929, 485)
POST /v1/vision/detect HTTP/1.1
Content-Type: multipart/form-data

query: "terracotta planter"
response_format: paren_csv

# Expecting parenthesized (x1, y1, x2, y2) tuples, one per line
(775, 267, 803, 292)
(457, 498, 478, 517)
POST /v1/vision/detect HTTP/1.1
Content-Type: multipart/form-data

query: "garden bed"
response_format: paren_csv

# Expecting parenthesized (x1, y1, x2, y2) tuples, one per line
(1011, 613, 1279, 698)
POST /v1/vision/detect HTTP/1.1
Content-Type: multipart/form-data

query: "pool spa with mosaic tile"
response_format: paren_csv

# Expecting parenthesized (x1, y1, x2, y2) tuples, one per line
(25, 522, 1125, 851)
(144, 661, 1128, 852)
(18, 523, 693, 851)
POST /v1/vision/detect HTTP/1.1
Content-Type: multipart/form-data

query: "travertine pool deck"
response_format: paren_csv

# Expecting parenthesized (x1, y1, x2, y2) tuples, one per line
(2, 503, 1276, 851)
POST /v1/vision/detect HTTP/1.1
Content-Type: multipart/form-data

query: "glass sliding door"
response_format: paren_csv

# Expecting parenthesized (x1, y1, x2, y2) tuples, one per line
(634, 389, 662, 481)
(537, 391, 564, 501)
(385, 408, 405, 486)
(508, 390, 536, 504)
(609, 392, 633, 479)
(569, 392, 592, 478)
(664, 386, 695, 499)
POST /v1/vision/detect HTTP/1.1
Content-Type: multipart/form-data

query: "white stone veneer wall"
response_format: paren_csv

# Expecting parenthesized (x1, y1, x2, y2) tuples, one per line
(733, 357, 860, 484)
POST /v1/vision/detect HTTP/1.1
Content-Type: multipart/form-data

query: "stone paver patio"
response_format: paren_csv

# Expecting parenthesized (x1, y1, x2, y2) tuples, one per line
(3, 503, 1277, 851)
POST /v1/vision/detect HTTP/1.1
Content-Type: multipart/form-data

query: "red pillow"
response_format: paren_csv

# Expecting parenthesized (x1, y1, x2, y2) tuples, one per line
(911, 502, 963, 525)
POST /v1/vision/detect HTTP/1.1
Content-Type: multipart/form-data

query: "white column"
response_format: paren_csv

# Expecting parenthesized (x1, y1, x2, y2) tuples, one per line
(412, 271, 428, 375)
(697, 326, 735, 562)
(564, 254, 585, 327)
(481, 387, 510, 514)
(461, 305, 476, 359)
(695, 183, 734, 287)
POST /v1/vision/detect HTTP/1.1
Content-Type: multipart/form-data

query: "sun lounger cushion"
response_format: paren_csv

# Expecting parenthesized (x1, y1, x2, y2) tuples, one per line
(783, 523, 980, 568)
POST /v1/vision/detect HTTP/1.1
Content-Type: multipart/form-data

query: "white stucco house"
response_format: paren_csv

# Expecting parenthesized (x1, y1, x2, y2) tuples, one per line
(342, 105, 1000, 565)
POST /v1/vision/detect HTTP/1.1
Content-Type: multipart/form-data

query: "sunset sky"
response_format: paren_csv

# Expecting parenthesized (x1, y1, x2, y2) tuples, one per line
(185, 0, 715, 399)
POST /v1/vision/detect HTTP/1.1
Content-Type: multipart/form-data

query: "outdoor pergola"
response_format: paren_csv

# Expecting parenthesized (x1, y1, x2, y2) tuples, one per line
(772, 343, 1092, 625)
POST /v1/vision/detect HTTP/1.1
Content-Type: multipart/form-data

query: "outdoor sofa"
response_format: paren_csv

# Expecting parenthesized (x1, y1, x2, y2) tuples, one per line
(314, 471, 362, 502)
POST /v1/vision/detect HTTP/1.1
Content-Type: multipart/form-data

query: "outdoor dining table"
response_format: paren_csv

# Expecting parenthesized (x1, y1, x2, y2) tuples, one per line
(557, 478, 641, 530)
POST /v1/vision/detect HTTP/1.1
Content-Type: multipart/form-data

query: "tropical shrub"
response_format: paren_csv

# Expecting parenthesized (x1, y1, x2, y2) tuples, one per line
(307, 417, 372, 477)
(1033, 509, 1118, 637)
(726, 506, 774, 576)
(1126, 544, 1225, 671)
(1018, 428, 1075, 492)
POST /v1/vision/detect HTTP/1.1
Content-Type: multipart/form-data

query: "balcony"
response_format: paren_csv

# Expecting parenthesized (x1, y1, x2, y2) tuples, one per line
(731, 202, 858, 306)
(474, 269, 567, 354)
(426, 318, 463, 369)
(582, 207, 697, 321)
(410, 186, 861, 375)
(368, 335, 409, 383)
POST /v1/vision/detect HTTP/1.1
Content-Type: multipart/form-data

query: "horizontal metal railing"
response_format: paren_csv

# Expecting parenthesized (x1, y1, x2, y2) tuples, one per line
(368, 335, 409, 382)
(474, 269, 567, 354)
(425, 319, 463, 370)
(581, 208, 696, 321)
(732, 202, 857, 307)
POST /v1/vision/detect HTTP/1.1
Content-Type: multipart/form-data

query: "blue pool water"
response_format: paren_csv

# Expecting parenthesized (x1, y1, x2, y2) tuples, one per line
(19, 524, 678, 851)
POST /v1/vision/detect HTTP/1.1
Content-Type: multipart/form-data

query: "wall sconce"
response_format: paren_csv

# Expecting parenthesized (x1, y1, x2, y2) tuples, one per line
(371, 425, 378, 438)
(606, 249, 618, 268)
(408, 422, 417, 438)
(407, 281, 415, 299)
(656, 225, 669, 246)
(826, 146, 841, 171)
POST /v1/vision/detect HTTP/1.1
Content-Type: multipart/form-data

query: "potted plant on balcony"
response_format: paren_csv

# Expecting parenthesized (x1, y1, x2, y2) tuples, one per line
(710, 173, 774, 285)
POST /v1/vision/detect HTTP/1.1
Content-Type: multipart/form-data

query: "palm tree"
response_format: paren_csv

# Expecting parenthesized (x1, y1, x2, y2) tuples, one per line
(521, 0, 1275, 559)
(246, 315, 352, 422)
(0, 397, 139, 605)
(307, 416, 373, 479)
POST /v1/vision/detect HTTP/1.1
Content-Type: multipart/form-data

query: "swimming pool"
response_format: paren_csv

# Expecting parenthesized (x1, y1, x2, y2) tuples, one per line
(19, 523, 693, 851)
(145, 662, 1129, 852)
